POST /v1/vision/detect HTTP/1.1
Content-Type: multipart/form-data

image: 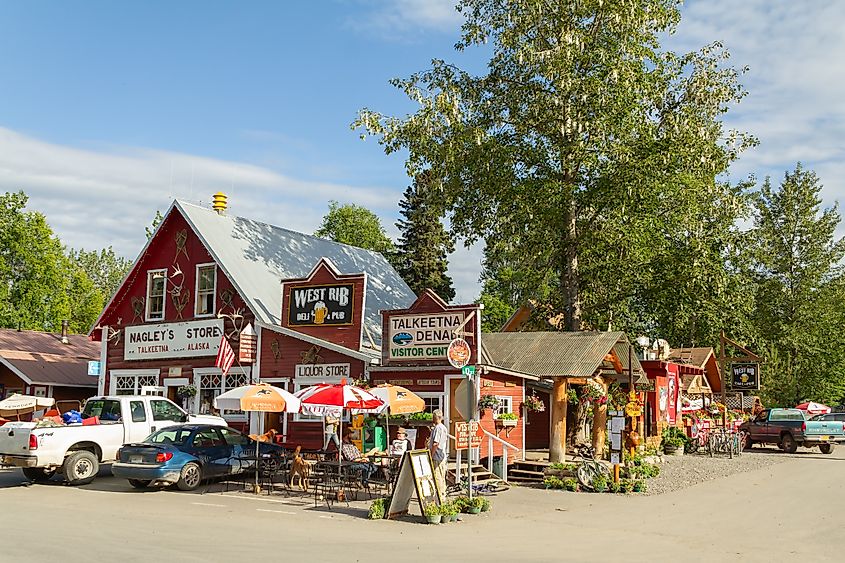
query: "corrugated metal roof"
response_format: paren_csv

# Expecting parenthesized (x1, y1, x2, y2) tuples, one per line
(481, 331, 643, 379)
(0, 328, 99, 387)
(177, 201, 416, 348)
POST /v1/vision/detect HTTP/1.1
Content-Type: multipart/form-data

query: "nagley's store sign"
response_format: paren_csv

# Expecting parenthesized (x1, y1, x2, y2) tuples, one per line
(388, 312, 465, 361)
(124, 319, 224, 361)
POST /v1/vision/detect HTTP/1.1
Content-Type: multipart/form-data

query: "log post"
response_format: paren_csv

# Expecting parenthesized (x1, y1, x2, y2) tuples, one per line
(592, 378, 608, 456)
(550, 378, 569, 463)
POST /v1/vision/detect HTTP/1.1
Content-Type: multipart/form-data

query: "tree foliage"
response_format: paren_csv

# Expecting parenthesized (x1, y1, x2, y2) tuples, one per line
(355, 0, 754, 333)
(394, 172, 455, 301)
(0, 191, 131, 334)
(314, 201, 395, 257)
(747, 165, 845, 407)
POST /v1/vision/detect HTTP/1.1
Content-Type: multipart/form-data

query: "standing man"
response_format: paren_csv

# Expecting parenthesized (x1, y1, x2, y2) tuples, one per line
(429, 409, 448, 501)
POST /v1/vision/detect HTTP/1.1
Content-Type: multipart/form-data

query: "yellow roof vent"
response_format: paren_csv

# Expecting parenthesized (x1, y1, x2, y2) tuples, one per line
(212, 192, 228, 215)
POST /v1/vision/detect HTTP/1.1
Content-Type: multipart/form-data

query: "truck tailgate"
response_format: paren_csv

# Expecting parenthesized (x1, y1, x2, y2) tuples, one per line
(0, 422, 36, 455)
(805, 420, 844, 437)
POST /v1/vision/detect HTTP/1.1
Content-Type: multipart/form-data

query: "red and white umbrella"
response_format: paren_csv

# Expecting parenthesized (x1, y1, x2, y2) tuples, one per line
(795, 402, 831, 416)
(293, 380, 383, 469)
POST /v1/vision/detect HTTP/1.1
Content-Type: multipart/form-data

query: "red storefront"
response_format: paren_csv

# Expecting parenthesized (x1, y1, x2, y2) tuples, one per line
(641, 359, 703, 438)
(90, 196, 415, 434)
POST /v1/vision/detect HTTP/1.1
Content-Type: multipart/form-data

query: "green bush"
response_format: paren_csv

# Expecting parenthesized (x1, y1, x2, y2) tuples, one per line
(563, 478, 578, 491)
(607, 480, 621, 493)
(368, 497, 387, 520)
(479, 497, 491, 512)
(544, 476, 565, 489)
(661, 426, 688, 450)
(632, 480, 648, 493)
(548, 462, 577, 471)
(453, 495, 470, 510)
(619, 479, 634, 493)
(592, 475, 608, 492)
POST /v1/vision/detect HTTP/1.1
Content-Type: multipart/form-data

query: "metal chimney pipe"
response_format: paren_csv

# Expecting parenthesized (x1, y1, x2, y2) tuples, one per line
(61, 320, 69, 344)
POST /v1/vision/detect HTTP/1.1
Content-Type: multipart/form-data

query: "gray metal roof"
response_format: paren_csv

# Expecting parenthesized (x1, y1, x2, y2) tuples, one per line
(481, 331, 644, 380)
(177, 201, 415, 348)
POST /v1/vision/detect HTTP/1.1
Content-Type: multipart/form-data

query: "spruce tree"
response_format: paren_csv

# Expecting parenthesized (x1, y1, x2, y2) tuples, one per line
(395, 172, 455, 302)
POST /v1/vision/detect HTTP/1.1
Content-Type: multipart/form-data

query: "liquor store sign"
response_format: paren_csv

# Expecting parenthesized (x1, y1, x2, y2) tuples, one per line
(388, 312, 465, 361)
(125, 319, 223, 361)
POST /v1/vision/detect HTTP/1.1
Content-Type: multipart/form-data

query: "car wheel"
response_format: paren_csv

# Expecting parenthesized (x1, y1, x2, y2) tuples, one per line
(63, 451, 99, 485)
(177, 462, 202, 491)
(22, 467, 57, 482)
(781, 433, 798, 454)
(819, 443, 834, 455)
(128, 479, 152, 489)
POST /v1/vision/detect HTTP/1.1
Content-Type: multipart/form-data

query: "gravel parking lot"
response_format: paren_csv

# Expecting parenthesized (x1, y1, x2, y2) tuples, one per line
(644, 447, 793, 495)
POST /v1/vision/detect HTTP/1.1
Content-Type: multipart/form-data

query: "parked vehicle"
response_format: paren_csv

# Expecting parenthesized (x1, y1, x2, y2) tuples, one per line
(739, 408, 845, 454)
(812, 412, 845, 423)
(112, 424, 281, 491)
(0, 395, 225, 485)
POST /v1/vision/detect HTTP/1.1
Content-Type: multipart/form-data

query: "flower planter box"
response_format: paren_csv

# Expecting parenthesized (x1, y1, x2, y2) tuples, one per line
(496, 419, 518, 427)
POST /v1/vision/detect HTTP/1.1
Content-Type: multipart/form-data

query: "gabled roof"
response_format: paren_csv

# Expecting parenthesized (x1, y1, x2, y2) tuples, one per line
(0, 329, 99, 387)
(480, 331, 645, 381)
(669, 347, 722, 393)
(94, 200, 416, 349)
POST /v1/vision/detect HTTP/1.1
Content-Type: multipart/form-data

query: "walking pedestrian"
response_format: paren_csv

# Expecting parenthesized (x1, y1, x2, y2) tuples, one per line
(429, 409, 448, 501)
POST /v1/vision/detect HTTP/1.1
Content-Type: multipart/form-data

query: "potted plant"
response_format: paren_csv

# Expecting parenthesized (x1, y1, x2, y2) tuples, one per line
(479, 497, 491, 512)
(367, 497, 386, 520)
(619, 479, 634, 493)
(661, 427, 687, 456)
(632, 480, 648, 493)
(176, 384, 197, 400)
(496, 412, 519, 427)
(592, 475, 608, 493)
(467, 497, 483, 514)
(442, 502, 458, 522)
(424, 502, 442, 524)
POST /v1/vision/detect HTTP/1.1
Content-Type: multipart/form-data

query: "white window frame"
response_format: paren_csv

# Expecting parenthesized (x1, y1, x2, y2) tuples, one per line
(145, 268, 168, 321)
(194, 262, 217, 318)
(109, 369, 161, 396)
(417, 392, 444, 415)
(493, 395, 514, 419)
(193, 367, 250, 422)
(293, 377, 350, 423)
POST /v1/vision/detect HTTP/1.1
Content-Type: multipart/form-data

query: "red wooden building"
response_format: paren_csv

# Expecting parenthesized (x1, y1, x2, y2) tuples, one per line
(90, 196, 415, 434)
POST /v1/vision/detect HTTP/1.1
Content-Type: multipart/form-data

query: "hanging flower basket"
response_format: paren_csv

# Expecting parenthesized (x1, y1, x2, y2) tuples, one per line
(522, 394, 545, 413)
(478, 394, 501, 411)
(177, 384, 197, 399)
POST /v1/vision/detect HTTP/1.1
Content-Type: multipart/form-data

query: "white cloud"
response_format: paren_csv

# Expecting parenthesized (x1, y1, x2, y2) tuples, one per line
(0, 127, 398, 262)
(349, 0, 463, 38)
(671, 1, 845, 203)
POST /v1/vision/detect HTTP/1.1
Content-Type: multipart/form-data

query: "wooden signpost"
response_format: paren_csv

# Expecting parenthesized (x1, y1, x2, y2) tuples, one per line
(387, 450, 442, 519)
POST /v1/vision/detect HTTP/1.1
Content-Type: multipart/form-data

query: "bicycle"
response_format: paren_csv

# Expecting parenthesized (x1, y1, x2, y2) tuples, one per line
(571, 442, 611, 491)
(446, 473, 511, 496)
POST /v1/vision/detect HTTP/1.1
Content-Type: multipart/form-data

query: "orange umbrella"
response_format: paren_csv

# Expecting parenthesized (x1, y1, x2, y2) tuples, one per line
(368, 384, 425, 415)
(214, 383, 300, 413)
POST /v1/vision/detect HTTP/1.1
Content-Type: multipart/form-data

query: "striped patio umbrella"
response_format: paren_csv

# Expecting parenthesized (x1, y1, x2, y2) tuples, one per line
(293, 381, 383, 470)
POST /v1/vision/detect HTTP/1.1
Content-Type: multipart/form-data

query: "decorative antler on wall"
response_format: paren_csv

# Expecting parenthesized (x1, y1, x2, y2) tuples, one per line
(217, 307, 246, 341)
(107, 326, 122, 346)
(167, 264, 189, 319)
(171, 290, 191, 319)
(219, 288, 235, 312)
(270, 340, 282, 361)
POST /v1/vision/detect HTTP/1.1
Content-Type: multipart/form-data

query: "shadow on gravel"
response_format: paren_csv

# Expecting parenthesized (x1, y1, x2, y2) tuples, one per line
(745, 447, 845, 461)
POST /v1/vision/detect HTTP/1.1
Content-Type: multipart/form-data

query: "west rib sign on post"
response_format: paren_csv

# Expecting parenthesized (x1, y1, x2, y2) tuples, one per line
(730, 362, 760, 391)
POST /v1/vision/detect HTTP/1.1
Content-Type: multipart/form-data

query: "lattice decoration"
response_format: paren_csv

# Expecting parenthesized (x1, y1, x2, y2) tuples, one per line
(115, 376, 136, 391)
(175, 229, 189, 261)
(138, 376, 158, 388)
(226, 373, 248, 390)
(201, 373, 222, 390)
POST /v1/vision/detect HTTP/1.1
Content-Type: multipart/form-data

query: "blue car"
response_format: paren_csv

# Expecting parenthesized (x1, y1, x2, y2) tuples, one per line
(112, 424, 281, 491)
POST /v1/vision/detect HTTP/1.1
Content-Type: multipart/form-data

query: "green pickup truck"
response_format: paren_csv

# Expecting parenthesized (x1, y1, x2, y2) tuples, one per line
(739, 408, 845, 454)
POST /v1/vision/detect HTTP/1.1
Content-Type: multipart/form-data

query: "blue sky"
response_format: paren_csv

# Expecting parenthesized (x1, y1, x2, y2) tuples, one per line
(1, 1, 844, 303)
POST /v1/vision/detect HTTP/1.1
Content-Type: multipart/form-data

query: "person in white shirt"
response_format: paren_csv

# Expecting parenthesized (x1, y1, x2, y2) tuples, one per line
(428, 410, 448, 501)
(389, 427, 414, 456)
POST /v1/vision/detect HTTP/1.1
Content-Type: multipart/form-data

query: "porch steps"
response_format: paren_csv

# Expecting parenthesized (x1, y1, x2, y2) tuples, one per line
(447, 463, 500, 485)
(507, 460, 551, 484)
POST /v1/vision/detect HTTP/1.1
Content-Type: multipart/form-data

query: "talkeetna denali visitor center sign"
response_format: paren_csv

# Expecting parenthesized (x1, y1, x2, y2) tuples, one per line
(124, 319, 224, 361)
(388, 312, 466, 360)
(286, 283, 355, 327)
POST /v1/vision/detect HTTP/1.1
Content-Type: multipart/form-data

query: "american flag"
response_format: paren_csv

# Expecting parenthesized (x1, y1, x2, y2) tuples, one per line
(215, 335, 236, 376)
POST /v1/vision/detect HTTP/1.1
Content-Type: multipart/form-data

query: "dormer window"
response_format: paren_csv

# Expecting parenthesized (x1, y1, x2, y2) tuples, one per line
(195, 263, 217, 317)
(146, 269, 167, 321)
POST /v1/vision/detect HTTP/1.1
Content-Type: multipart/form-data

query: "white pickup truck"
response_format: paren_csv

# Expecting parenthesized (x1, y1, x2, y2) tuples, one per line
(0, 395, 225, 485)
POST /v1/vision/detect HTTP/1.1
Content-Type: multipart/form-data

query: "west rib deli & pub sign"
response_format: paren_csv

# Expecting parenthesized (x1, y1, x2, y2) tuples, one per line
(287, 283, 354, 327)
(730, 362, 760, 391)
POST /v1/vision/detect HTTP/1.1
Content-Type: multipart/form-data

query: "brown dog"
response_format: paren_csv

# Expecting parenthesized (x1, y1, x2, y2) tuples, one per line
(289, 445, 313, 491)
(248, 428, 278, 443)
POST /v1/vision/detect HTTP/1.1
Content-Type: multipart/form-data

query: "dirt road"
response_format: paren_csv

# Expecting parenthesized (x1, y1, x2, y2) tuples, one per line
(0, 447, 841, 562)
